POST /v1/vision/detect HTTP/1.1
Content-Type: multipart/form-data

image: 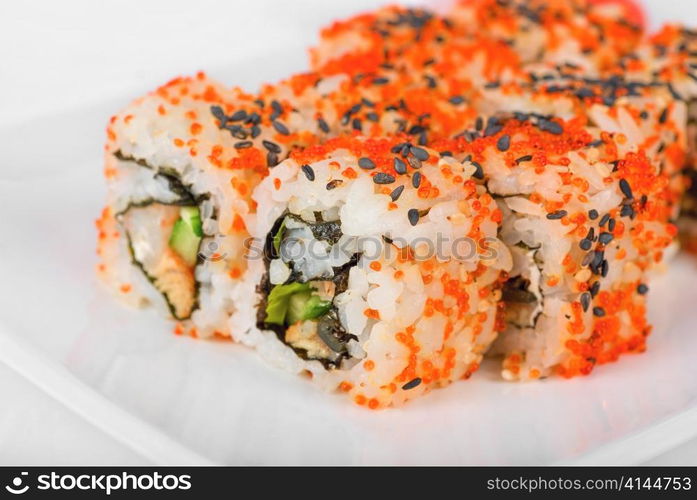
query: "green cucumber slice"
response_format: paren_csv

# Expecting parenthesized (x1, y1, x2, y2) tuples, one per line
(265, 282, 310, 326)
(265, 282, 332, 326)
(168, 206, 202, 267)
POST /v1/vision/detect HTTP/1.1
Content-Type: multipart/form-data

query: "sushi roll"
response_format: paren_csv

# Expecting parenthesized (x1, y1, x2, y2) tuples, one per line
(477, 68, 688, 225)
(230, 136, 511, 407)
(623, 26, 697, 251)
(310, 1, 644, 83)
(446, 0, 644, 73)
(97, 73, 268, 337)
(437, 114, 675, 379)
(310, 6, 451, 77)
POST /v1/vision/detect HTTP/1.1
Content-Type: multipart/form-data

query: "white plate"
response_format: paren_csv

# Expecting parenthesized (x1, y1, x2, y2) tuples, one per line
(2, 0, 697, 466)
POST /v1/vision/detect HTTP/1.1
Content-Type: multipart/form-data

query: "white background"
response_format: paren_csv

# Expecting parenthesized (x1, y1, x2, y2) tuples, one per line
(0, 0, 696, 464)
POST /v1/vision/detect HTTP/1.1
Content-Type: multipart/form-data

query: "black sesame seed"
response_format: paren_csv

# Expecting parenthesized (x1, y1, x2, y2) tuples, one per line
(637, 283, 649, 295)
(410, 146, 430, 161)
(590, 281, 601, 298)
(515, 155, 533, 164)
(226, 125, 248, 140)
(229, 109, 248, 122)
(588, 209, 599, 220)
(234, 141, 253, 149)
(372, 77, 389, 85)
(601, 260, 609, 278)
(301, 164, 315, 181)
(412, 171, 422, 188)
(620, 204, 636, 219)
(393, 157, 407, 174)
(593, 306, 606, 317)
(366, 112, 380, 122)
(266, 152, 279, 167)
(546, 210, 568, 220)
(582, 251, 595, 267)
(608, 218, 616, 232)
(352, 118, 362, 131)
(619, 178, 633, 199)
(599, 214, 610, 227)
(347, 103, 362, 116)
(580, 239, 592, 251)
(580, 293, 591, 312)
(317, 117, 330, 133)
(272, 120, 290, 135)
(358, 157, 376, 170)
(262, 140, 281, 153)
(408, 208, 420, 226)
(538, 119, 563, 135)
(390, 185, 405, 202)
(346, 102, 363, 116)
(246, 112, 261, 125)
(326, 179, 342, 190)
(497, 134, 511, 152)
(598, 232, 614, 245)
(210, 105, 226, 122)
(250, 125, 261, 138)
(484, 118, 503, 137)
(449, 95, 465, 105)
(391, 143, 406, 154)
(475, 117, 483, 131)
(373, 172, 395, 184)
(402, 377, 422, 390)
(407, 155, 422, 170)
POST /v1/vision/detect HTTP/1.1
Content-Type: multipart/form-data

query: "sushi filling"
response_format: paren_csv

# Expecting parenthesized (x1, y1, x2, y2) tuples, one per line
(121, 203, 203, 320)
(257, 214, 358, 367)
(502, 245, 544, 330)
(113, 152, 209, 320)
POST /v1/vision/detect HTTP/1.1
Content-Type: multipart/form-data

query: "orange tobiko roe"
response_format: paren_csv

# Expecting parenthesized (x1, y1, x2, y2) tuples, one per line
(588, 0, 646, 29)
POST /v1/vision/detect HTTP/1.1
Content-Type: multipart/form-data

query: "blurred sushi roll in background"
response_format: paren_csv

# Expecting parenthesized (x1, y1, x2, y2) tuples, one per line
(620, 25, 697, 251)
(478, 68, 688, 227)
(311, 0, 644, 83)
(230, 137, 511, 407)
(446, 0, 645, 73)
(441, 115, 674, 379)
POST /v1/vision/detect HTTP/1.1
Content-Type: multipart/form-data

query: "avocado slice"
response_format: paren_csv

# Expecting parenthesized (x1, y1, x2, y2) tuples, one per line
(168, 206, 203, 267)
